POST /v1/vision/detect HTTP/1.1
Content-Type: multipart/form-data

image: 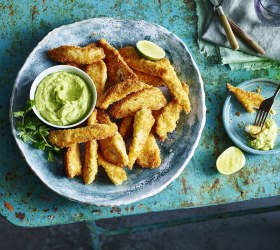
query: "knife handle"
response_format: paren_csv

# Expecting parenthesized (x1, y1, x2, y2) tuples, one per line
(228, 19, 265, 55)
(217, 6, 239, 51)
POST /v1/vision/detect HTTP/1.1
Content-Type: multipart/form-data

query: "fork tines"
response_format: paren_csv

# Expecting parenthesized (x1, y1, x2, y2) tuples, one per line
(254, 109, 269, 129)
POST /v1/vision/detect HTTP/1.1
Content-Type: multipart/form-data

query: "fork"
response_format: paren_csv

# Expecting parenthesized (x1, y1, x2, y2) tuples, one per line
(254, 84, 280, 129)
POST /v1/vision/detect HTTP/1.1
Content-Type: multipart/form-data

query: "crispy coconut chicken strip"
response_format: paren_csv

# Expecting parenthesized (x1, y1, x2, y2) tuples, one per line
(227, 83, 264, 113)
(47, 43, 105, 64)
(84, 60, 107, 99)
(64, 143, 82, 178)
(128, 108, 155, 169)
(97, 39, 137, 88)
(155, 83, 190, 141)
(97, 109, 129, 167)
(97, 152, 127, 185)
(110, 87, 167, 119)
(49, 123, 117, 148)
(83, 110, 98, 185)
(136, 133, 161, 168)
(133, 69, 165, 87)
(119, 46, 191, 113)
(119, 46, 170, 77)
(119, 116, 134, 140)
(161, 66, 191, 114)
(155, 100, 182, 141)
(97, 79, 151, 109)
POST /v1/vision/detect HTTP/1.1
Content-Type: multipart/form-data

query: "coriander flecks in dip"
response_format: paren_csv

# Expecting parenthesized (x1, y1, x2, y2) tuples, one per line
(246, 119, 278, 150)
(34, 71, 92, 126)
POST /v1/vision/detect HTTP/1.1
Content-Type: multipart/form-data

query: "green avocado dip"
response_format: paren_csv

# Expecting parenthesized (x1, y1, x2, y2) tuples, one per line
(247, 119, 278, 150)
(34, 71, 92, 126)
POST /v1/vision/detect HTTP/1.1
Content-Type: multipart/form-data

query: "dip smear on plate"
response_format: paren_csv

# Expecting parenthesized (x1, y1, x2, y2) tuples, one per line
(246, 119, 278, 150)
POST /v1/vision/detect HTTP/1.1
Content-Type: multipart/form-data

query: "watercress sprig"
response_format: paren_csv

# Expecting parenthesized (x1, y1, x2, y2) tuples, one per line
(13, 99, 61, 162)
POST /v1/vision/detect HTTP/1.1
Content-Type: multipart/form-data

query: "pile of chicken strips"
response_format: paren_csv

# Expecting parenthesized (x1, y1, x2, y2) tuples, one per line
(47, 39, 191, 185)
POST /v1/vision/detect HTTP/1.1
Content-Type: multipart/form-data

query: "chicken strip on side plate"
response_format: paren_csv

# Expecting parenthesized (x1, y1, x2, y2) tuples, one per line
(227, 83, 264, 113)
(48, 44, 105, 64)
(128, 108, 155, 169)
(97, 152, 127, 185)
(97, 79, 151, 109)
(97, 39, 137, 89)
(136, 133, 161, 168)
(110, 87, 167, 119)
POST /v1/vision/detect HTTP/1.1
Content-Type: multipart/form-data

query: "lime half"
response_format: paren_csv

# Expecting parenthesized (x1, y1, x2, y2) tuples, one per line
(136, 40, 165, 61)
(216, 146, 246, 175)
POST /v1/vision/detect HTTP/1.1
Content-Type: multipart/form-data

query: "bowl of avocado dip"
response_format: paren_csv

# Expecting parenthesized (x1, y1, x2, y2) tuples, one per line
(30, 65, 97, 128)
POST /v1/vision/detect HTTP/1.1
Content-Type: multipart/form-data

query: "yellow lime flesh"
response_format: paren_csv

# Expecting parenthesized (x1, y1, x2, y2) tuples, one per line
(216, 146, 246, 175)
(136, 40, 165, 61)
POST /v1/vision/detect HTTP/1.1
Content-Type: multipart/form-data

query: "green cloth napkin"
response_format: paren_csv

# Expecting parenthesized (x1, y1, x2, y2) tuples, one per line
(195, 0, 280, 70)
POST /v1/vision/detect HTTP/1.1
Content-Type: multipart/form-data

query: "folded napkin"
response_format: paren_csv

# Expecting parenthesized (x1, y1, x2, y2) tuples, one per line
(196, 0, 280, 70)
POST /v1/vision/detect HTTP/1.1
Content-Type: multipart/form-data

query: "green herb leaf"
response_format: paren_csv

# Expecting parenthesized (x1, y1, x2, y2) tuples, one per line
(13, 111, 25, 117)
(53, 146, 61, 153)
(13, 99, 60, 162)
(47, 151, 55, 162)
(21, 133, 31, 143)
(25, 123, 37, 131)
(26, 99, 35, 111)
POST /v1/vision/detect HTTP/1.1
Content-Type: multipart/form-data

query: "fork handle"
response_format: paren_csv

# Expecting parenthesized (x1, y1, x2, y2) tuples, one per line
(273, 84, 280, 98)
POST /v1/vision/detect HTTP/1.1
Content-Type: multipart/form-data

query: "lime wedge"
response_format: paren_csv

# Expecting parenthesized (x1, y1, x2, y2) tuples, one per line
(136, 40, 165, 61)
(216, 146, 246, 175)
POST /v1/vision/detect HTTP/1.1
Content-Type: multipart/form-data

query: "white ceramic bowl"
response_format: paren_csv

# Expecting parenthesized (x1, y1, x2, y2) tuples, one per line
(30, 65, 97, 128)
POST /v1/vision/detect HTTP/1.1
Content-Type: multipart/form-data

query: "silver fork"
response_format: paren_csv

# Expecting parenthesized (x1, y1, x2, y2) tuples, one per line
(254, 84, 280, 129)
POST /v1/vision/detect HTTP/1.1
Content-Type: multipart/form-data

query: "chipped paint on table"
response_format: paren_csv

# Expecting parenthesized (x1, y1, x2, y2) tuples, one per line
(0, 0, 280, 227)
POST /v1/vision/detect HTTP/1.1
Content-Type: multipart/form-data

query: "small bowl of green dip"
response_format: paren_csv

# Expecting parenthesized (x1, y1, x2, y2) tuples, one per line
(30, 65, 97, 128)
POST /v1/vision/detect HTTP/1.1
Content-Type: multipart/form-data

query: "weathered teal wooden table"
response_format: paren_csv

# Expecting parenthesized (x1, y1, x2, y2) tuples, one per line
(1, 0, 280, 248)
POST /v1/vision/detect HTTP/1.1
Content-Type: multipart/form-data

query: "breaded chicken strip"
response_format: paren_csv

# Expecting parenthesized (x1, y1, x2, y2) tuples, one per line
(49, 123, 117, 148)
(119, 116, 134, 140)
(48, 43, 105, 64)
(227, 83, 264, 113)
(155, 100, 182, 141)
(155, 83, 190, 141)
(84, 140, 98, 184)
(83, 110, 98, 185)
(97, 79, 151, 109)
(110, 87, 167, 119)
(97, 152, 127, 185)
(96, 108, 111, 124)
(64, 143, 82, 178)
(128, 108, 155, 169)
(133, 69, 165, 87)
(97, 39, 137, 88)
(65, 62, 81, 68)
(119, 46, 170, 77)
(152, 109, 164, 120)
(84, 60, 107, 99)
(119, 46, 191, 113)
(161, 66, 191, 114)
(97, 109, 129, 167)
(136, 133, 161, 168)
